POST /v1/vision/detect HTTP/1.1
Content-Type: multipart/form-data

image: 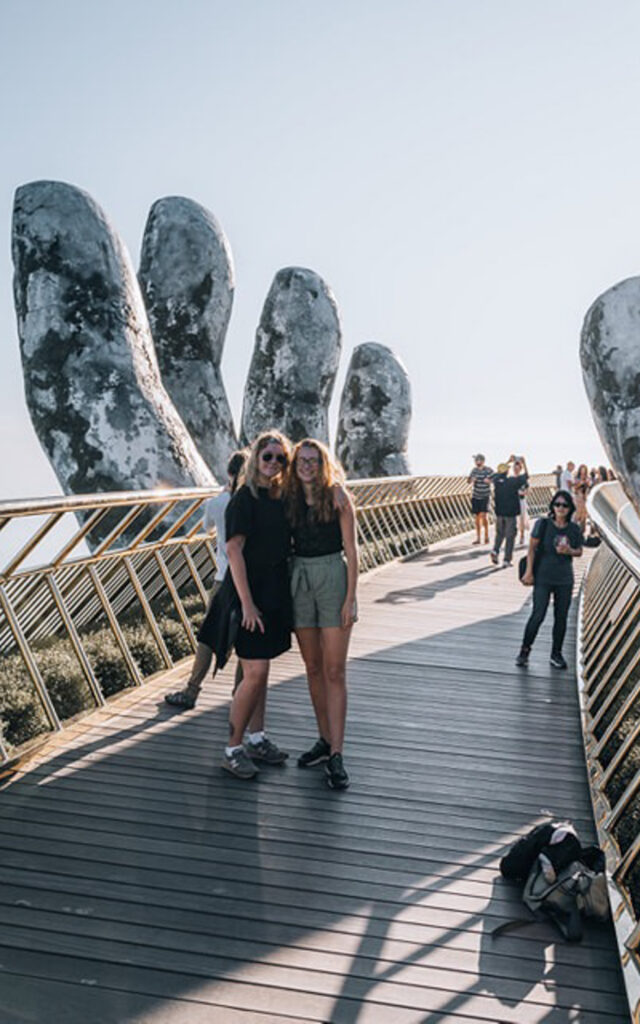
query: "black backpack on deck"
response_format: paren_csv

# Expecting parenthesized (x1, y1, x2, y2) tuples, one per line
(496, 820, 609, 942)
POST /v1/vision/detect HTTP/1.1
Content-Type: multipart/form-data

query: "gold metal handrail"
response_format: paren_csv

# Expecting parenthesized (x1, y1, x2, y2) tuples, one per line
(0, 472, 554, 766)
(579, 481, 640, 1020)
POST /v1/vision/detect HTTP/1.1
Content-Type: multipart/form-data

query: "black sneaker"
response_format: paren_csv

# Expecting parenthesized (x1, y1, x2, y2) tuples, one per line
(515, 647, 530, 667)
(550, 653, 568, 670)
(297, 737, 331, 768)
(325, 752, 350, 790)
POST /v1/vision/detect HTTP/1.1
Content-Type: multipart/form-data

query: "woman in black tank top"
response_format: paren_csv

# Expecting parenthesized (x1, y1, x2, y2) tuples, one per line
(286, 439, 358, 791)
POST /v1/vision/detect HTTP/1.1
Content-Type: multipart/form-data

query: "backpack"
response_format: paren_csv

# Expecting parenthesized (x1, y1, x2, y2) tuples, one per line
(521, 856, 609, 941)
(496, 821, 609, 942)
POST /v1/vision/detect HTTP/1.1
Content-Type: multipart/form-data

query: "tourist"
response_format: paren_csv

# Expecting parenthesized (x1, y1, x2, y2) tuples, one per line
(516, 489, 583, 669)
(554, 464, 563, 489)
(214, 430, 294, 779)
(513, 455, 530, 546)
(490, 457, 528, 567)
(468, 454, 493, 545)
(559, 461, 575, 492)
(573, 464, 590, 530)
(164, 449, 247, 709)
(287, 439, 358, 790)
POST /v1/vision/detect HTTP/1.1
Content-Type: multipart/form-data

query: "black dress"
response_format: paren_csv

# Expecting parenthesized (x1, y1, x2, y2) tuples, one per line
(198, 485, 292, 660)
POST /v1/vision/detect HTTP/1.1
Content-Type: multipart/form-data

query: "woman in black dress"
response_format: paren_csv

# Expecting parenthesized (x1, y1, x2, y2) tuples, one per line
(209, 430, 293, 779)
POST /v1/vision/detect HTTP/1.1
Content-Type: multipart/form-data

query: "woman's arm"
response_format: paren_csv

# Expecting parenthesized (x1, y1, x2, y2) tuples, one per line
(336, 487, 359, 628)
(522, 536, 540, 586)
(226, 535, 264, 633)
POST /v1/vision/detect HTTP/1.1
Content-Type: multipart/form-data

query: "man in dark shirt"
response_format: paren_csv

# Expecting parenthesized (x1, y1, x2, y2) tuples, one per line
(490, 457, 529, 566)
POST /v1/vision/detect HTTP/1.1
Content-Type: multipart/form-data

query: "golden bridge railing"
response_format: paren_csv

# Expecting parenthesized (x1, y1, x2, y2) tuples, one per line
(579, 480, 640, 1019)
(0, 472, 554, 766)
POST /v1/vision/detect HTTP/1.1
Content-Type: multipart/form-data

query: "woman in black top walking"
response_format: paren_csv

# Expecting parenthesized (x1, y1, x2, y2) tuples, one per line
(287, 439, 358, 790)
(197, 430, 293, 779)
(516, 490, 583, 670)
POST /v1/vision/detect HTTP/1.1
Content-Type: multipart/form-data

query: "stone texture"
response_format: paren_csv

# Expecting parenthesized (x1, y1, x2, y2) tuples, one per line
(12, 181, 214, 522)
(139, 197, 238, 480)
(581, 277, 640, 513)
(241, 267, 341, 444)
(336, 342, 411, 478)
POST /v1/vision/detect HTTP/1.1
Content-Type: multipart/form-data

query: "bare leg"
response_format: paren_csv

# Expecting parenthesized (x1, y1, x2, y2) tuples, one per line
(480, 512, 489, 542)
(248, 679, 267, 733)
(232, 657, 244, 695)
(319, 626, 351, 753)
(182, 643, 213, 699)
(473, 513, 481, 543)
(296, 628, 329, 741)
(228, 659, 269, 746)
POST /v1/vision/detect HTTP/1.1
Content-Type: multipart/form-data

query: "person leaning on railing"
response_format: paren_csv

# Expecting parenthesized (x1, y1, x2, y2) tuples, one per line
(516, 489, 583, 671)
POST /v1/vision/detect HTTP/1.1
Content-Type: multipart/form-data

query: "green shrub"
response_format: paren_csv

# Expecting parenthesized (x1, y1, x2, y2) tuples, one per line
(0, 655, 50, 749)
(159, 617, 192, 660)
(38, 643, 94, 719)
(123, 624, 164, 677)
(83, 629, 132, 697)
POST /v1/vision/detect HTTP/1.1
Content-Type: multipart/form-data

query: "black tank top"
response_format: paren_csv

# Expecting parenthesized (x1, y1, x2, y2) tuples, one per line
(292, 502, 343, 557)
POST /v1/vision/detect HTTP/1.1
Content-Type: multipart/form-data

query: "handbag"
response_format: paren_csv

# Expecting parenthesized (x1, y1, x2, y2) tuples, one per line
(518, 517, 549, 582)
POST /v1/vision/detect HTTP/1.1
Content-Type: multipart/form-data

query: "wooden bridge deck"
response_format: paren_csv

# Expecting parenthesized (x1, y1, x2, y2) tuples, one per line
(0, 534, 628, 1023)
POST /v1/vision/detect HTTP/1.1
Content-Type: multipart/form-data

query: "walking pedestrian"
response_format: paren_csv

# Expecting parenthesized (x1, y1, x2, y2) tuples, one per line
(468, 454, 493, 545)
(164, 449, 247, 709)
(287, 439, 358, 790)
(516, 490, 583, 669)
(573, 464, 590, 530)
(513, 455, 530, 546)
(559, 461, 575, 493)
(490, 457, 528, 567)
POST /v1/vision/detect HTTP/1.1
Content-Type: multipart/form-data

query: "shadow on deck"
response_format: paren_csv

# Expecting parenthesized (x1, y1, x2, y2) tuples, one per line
(0, 535, 628, 1023)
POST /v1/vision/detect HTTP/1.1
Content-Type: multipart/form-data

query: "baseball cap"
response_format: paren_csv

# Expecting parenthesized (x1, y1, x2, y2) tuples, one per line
(473, 453, 485, 460)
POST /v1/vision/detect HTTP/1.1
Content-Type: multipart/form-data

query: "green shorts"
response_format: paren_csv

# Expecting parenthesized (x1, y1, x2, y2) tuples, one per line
(291, 552, 354, 629)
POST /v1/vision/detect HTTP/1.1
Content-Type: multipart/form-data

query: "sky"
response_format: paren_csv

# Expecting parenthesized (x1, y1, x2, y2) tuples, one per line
(1, 0, 638, 501)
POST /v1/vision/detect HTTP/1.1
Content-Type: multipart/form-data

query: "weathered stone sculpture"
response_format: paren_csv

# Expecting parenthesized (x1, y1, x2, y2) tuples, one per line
(241, 267, 341, 444)
(12, 181, 214, 514)
(581, 277, 640, 512)
(139, 197, 238, 480)
(336, 342, 411, 478)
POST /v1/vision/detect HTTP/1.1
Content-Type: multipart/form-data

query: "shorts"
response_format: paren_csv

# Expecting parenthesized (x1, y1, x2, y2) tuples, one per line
(291, 552, 353, 629)
(471, 496, 489, 514)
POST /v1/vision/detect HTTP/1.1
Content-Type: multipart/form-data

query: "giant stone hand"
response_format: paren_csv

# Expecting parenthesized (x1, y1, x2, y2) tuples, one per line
(12, 181, 214, 505)
(581, 277, 640, 513)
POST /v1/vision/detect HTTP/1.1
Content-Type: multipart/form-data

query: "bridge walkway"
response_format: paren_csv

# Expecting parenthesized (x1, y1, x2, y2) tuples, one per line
(0, 533, 628, 1023)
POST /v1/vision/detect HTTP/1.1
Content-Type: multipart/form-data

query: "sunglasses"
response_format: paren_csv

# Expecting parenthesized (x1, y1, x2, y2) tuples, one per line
(297, 455, 320, 466)
(553, 501, 569, 508)
(260, 451, 287, 465)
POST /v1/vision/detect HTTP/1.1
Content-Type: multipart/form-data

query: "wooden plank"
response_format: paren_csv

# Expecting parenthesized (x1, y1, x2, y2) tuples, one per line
(0, 533, 628, 1023)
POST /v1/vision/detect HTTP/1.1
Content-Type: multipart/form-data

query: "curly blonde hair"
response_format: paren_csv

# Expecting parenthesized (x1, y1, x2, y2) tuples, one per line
(286, 438, 347, 526)
(242, 430, 292, 497)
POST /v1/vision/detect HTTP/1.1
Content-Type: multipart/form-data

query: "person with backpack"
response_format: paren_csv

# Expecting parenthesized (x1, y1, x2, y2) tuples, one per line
(489, 456, 528, 567)
(516, 489, 583, 669)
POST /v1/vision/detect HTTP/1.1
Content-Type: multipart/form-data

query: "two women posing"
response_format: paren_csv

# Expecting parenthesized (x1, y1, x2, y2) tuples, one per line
(168, 430, 358, 791)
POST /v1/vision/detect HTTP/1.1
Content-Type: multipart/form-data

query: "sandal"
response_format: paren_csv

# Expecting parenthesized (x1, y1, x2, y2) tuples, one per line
(164, 689, 196, 710)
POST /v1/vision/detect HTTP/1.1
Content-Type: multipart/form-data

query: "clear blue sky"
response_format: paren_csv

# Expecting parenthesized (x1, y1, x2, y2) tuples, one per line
(1, 0, 637, 499)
